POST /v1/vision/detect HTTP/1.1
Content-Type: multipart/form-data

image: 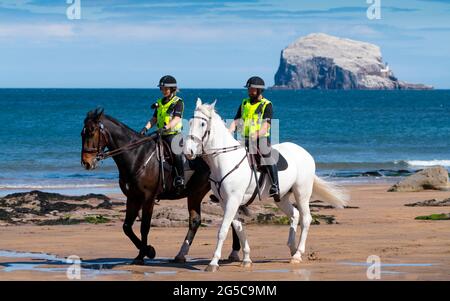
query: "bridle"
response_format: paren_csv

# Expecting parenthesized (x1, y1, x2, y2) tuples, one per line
(81, 120, 157, 161)
(187, 115, 211, 156)
(187, 111, 247, 200)
(81, 121, 108, 160)
(187, 113, 243, 157)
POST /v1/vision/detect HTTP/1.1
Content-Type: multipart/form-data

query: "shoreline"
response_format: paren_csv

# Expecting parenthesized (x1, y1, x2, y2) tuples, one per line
(0, 177, 400, 198)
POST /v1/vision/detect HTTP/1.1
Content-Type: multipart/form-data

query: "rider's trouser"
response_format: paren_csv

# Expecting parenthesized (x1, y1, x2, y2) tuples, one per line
(244, 137, 279, 189)
(162, 133, 184, 182)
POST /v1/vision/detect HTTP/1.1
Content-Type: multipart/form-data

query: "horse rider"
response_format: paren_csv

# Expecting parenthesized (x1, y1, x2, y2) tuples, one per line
(228, 76, 280, 200)
(140, 75, 185, 191)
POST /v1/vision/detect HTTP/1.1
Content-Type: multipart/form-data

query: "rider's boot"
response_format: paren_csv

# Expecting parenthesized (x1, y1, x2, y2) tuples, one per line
(173, 153, 185, 192)
(266, 164, 280, 202)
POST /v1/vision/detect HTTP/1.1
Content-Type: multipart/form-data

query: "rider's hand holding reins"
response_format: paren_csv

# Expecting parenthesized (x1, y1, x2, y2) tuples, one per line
(157, 127, 167, 135)
(140, 127, 148, 136)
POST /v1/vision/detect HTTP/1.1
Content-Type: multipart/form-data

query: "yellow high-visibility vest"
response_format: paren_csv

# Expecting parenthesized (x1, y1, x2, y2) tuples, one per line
(240, 97, 271, 138)
(156, 95, 183, 135)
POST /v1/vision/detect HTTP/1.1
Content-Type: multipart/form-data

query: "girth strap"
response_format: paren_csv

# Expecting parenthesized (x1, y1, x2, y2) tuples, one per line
(242, 172, 266, 208)
(209, 153, 247, 200)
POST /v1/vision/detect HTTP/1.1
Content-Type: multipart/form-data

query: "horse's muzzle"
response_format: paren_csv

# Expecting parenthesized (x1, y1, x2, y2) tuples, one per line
(81, 159, 97, 170)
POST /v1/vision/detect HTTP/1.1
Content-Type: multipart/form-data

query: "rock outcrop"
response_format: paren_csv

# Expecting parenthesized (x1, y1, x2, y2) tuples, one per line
(0, 190, 118, 225)
(0, 190, 347, 227)
(405, 198, 450, 207)
(388, 166, 450, 192)
(273, 33, 433, 90)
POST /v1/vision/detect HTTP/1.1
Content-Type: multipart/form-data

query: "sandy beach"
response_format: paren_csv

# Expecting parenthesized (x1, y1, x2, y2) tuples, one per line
(0, 183, 449, 281)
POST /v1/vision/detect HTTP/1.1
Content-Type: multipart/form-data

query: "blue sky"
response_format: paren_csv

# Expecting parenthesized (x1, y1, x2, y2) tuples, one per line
(0, 0, 449, 88)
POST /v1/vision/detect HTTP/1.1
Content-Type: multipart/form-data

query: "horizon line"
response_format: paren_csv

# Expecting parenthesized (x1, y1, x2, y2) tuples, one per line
(0, 87, 447, 90)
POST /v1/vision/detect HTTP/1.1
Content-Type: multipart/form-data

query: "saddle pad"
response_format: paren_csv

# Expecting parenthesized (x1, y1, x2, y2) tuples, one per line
(258, 148, 288, 171)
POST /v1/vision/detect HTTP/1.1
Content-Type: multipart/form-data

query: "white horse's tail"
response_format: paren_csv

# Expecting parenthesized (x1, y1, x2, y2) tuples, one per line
(312, 176, 350, 208)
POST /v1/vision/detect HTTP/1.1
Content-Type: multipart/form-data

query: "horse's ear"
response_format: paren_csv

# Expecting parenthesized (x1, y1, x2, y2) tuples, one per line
(93, 107, 104, 121)
(210, 99, 217, 110)
(196, 98, 202, 108)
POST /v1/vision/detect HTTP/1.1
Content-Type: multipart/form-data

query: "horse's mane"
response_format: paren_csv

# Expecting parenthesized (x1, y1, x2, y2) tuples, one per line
(104, 114, 138, 135)
(196, 103, 221, 123)
(196, 102, 237, 143)
(198, 103, 229, 134)
(85, 108, 138, 135)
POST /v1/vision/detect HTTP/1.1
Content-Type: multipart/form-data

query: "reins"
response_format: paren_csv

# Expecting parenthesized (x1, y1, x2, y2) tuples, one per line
(82, 121, 158, 161)
(188, 115, 244, 157)
(98, 134, 157, 160)
(188, 114, 253, 200)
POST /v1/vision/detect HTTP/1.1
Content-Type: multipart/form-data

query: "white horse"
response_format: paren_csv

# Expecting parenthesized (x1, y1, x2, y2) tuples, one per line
(184, 99, 349, 272)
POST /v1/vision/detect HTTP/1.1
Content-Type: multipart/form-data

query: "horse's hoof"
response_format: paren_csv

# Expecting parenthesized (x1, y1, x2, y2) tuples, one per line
(173, 255, 187, 264)
(228, 253, 240, 263)
(240, 261, 252, 268)
(205, 264, 219, 272)
(131, 258, 145, 265)
(290, 258, 302, 264)
(146, 245, 156, 259)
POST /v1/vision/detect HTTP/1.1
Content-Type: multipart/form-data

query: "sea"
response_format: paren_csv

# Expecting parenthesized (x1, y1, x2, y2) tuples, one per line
(1, 89, 449, 196)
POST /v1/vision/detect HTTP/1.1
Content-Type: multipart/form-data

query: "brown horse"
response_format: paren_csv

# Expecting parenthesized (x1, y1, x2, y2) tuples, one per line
(80, 108, 240, 265)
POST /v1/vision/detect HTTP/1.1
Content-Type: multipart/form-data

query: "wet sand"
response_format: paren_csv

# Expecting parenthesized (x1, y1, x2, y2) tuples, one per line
(1, 184, 449, 281)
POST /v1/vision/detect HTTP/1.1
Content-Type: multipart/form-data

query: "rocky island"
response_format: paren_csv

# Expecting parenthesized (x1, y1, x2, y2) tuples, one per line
(273, 33, 432, 90)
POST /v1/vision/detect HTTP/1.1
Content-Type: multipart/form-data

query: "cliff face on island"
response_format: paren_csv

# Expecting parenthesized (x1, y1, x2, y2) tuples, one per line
(273, 33, 432, 90)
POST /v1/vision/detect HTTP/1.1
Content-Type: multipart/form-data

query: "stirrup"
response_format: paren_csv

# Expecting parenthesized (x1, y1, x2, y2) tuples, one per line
(174, 177, 185, 191)
(269, 185, 280, 202)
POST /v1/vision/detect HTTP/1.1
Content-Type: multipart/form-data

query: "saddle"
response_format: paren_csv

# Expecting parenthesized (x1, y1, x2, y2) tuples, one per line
(155, 137, 208, 200)
(243, 148, 288, 206)
(253, 148, 289, 173)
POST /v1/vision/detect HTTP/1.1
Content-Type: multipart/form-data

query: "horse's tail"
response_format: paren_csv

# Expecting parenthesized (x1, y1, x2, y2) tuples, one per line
(312, 176, 350, 208)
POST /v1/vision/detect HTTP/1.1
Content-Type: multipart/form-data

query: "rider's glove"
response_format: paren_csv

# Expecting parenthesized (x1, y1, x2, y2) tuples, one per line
(157, 126, 165, 135)
(140, 127, 148, 136)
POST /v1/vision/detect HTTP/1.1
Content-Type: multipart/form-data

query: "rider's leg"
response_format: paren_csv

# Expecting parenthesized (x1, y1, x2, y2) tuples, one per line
(163, 134, 185, 189)
(258, 137, 280, 201)
(267, 164, 280, 200)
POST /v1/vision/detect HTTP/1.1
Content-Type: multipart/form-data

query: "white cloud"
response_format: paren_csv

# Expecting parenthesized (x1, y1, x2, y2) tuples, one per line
(0, 21, 276, 42)
(0, 23, 75, 38)
(316, 24, 384, 39)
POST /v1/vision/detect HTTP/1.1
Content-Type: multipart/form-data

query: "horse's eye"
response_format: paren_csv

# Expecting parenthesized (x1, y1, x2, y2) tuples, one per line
(201, 122, 205, 127)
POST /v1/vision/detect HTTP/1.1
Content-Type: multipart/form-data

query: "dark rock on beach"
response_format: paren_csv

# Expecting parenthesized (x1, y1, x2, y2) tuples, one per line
(1, 190, 110, 202)
(405, 198, 450, 207)
(0, 190, 116, 225)
(0, 190, 350, 227)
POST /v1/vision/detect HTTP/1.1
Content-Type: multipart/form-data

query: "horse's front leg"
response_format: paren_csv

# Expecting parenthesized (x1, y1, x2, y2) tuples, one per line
(228, 226, 242, 262)
(174, 169, 212, 263)
(206, 198, 240, 272)
(123, 198, 155, 264)
(174, 198, 202, 263)
(231, 219, 251, 267)
(132, 199, 155, 265)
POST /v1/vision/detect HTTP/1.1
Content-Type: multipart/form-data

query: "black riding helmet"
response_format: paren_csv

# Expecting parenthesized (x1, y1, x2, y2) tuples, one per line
(158, 75, 177, 88)
(245, 76, 265, 89)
